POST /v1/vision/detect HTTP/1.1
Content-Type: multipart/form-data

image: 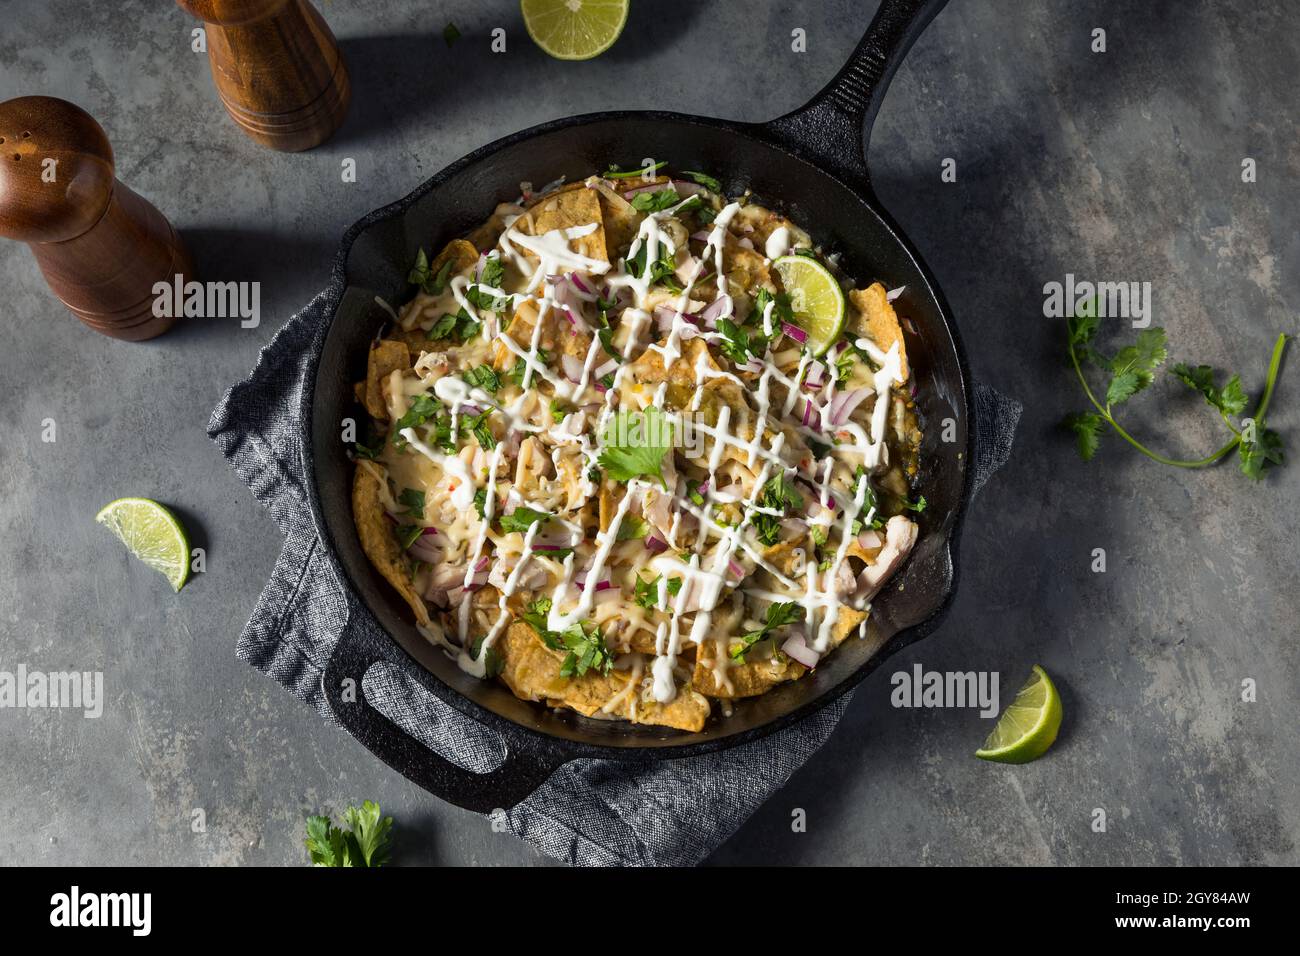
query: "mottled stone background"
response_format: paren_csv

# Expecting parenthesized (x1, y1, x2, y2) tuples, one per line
(0, 0, 1294, 865)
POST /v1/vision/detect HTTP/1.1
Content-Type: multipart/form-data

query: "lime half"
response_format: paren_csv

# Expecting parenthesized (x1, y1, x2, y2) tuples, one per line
(771, 254, 846, 357)
(521, 0, 630, 60)
(975, 665, 1063, 764)
(96, 497, 191, 592)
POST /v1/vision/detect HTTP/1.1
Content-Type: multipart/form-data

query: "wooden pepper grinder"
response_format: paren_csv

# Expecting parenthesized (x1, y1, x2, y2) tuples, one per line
(0, 96, 192, 341)
(178, 0, 351, 152)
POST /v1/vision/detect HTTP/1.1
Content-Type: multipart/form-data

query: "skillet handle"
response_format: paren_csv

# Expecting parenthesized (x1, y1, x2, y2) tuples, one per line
(323, 601, 568, 814)
(760, 0, 948, 187)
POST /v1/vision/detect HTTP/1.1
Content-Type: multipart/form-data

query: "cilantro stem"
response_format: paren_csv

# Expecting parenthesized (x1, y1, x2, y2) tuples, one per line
(1069, 332, 1289, 469)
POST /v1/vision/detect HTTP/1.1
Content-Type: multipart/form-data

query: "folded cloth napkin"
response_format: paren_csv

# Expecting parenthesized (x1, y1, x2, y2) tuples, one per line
(209, 289, 1021, 867)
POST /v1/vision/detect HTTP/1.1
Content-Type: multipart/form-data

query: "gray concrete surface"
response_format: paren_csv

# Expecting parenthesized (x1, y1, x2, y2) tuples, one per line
(0, 0, 1296, 866)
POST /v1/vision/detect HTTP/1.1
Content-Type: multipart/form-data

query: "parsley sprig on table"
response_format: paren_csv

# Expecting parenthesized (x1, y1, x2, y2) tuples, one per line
(1063, 304, 1289, 480)
(304, 800, 393, 867)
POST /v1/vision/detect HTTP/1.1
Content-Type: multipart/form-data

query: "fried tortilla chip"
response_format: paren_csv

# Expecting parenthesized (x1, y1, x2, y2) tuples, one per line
(352, 466, 430, 627)
(498, 623, 709, 731)
(693, 636, 807, 698)
(495, 298, 592, 372)
(364, 339, 413, 420)
(514, 185, 609, 265)
(626, 336, 720, 388)
(849, 283, 909, 382)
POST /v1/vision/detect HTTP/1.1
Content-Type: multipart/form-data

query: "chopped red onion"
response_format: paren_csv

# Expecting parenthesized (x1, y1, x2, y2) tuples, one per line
(698, 294, 732, 328)
(858, 530, 883, 549)
(727, 558, 745, 580)
(782, 634, 820, 669)
(645, 535, 668, 554)
(593, 358, 618, 380)
(568, 272, 593, 295)
(781, 322, 808, 344)
(829, 387, 870, 426)
(408, 538, 442, 563)
(690, 230, 711, 243)
(886, 285, 906, 302)
(804, 361, 826, 388)
(561, 354, 584, 383)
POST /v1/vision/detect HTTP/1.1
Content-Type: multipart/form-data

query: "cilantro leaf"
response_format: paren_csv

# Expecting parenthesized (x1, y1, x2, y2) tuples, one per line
(680, 170, 722, 193)
(305, 801, 393, 867)
(465, 255, 509, 313)
(751, 473, 803, 545)
(731, 602, 805, 662)
(597, 406, 673, 487)
(519, 598, 612, 677)
(716, 317, 768, 366)
(1171, 363, 1248, 416)
(509, 348, 550, 387)
(498, 507, 551, 534)
(1239, 422, 1283, 480)
(616, 514, 650, 541)
(463, 364, 500, 393)
(398, 487, 425, 519)
(473, 487, 488, 520)
(633, 573, 682, 609)
(1064, 412, 1104, 461)
(343, 800, 394, 867)
(428, 306, 481, 342)
(1105, 327, 1168, 406)
(631, 188, 680, 213)
(461, 407, 496, 450)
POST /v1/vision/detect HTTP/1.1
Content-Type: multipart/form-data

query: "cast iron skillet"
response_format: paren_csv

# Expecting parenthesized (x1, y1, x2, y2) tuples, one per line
(310, 0, 968, 812)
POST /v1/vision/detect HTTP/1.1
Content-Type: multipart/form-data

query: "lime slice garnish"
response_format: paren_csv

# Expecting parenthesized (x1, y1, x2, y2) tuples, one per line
(771, 254, 846, 357)
(975, 665, 1063, 764)
(95, 497, 191, 592)
(521, 0, 630, 60)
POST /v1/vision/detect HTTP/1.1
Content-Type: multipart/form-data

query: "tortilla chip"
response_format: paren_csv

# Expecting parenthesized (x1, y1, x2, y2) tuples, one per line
(626, 336, 719, 388)
(598, 482, 622, 535)
(723, 233, 772, 295)
(495, 298, 591, 372)
(364, 339, 412, 421)
(431, 238, 480, 276)
(850, 283, 909, 381)
(498, 624, 709, 731)
(693, 636, 806, 698)
(828, 606, 868, 650)
(515, 185, 608, 265)
(352, 466, 430, 628)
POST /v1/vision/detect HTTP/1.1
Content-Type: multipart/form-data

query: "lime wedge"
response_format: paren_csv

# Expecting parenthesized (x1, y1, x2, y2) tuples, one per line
(95, 497, 191, 592)
(771, 254, 846, 357)
(521, 0, 630, 60)
(976, 665, 1063, 764)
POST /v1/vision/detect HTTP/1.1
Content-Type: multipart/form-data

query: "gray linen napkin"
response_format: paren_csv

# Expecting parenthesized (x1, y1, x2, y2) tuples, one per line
(208, 289, 1020, 867)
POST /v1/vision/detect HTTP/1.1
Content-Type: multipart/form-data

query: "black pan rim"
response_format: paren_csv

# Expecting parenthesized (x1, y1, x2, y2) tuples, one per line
(302, 106, 974, 762)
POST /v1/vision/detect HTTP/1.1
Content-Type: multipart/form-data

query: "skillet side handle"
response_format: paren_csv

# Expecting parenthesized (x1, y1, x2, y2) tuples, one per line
(323, 602, 567, 814)
(760, 0, 947, 187)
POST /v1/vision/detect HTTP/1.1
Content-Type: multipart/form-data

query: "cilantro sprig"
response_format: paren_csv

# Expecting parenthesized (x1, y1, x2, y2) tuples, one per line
(519, 598, 614, 677)
(1064, 303, 1289, 480)
(730, 602, 805, 662)
(751, 473, 803, 546)
(304, 800, 393, 867)
(598, 406, 673, 487)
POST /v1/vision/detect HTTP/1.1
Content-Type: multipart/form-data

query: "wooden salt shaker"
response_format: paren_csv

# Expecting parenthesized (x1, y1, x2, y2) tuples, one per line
(0, 96, 192, 341)
(178, 0, 351, 152)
